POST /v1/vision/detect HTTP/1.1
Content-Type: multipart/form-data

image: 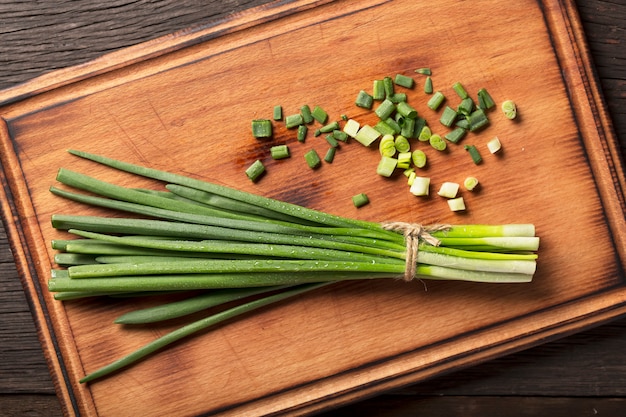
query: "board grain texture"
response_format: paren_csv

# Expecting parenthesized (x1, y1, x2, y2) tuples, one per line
(1, 0, 625, 416)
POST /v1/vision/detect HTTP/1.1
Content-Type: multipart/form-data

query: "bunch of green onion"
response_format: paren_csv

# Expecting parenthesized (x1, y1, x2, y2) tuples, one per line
(48, 150, 539, 383)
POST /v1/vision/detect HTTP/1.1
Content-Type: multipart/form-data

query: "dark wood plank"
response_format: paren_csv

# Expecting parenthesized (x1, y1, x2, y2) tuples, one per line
(0, 0, 624, 416)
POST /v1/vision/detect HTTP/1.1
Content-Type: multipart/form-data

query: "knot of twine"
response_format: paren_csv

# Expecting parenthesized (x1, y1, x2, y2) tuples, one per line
(382, 222, 451, 282)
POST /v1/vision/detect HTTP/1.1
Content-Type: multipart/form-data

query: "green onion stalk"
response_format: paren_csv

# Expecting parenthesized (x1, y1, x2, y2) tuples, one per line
(48, 150, 540, 383)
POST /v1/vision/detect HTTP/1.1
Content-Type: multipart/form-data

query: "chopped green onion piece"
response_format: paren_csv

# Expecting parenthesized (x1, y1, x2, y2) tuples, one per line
(251, 119, 272, 138)
(438, 182, 460, 199)
(300, 105, 314, 124)
(414, 67, 432, 75)
(501, 100, 517, 119)
(355, 90, 374, 109)
(412, 117, 426, 140)
(424, 76, 433, 94)
(452, 82, 469, 99)
(273, 105, 283, 121)
(464, 176, 479, 191)
(447, 197, 466, 212)
(297, 124, 308, 142)
(396, 101, 418, 119)
(285, 113, 304, 129)
(245, 160, 265, 182)
(375, 98, 396, 120)
(332, 130, 348, 142)
(445, 127, 467, 144)
(396, 152, 412, 169)
(304, 149, 321, 169)
(418, 125, 432, 142)
(389, 93, 407, 103)
(379, 134, 396, 157)
(394, 74, 414, 89)
(427, 91, 445, 110)
(373, 79, 385, 100)
(429, 134, 446, 151)
(394, 135, 411, 153)
(411, 149, 427, 168)
(383, 76, 394, 97)
(341, 114, 348, 121)
(374, 120, 396, 136)
(325, 134, 339, 148)
(343, 119, 360, 138)
(311, 106, 328, 124)
(464, 144, 482, 164)
(319, 121, 340, 133)
(324, 147, 336, 163)
(400, 116, 415, 138)
(403, 167, 415, 177)
(385, 117, 402, 133)
(457, 97, 475, 116)
(477, 88, 495, 110)
(270, 145, 290, 160)
(407, 170, 417, 186)
(468, 109, 490, 131)
(354, 125, 381, 146)
(376, 156, 397, 177)
(487, 137, 502, 154)
(455, 118, 470, 130)
(409, 176, 430, 196)
(314, 129, 322, 137)
(352, 193, 370, 208)
(439, 106, 458, 127)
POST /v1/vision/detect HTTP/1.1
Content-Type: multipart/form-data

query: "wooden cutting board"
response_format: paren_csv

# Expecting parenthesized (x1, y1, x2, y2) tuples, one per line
(1, 0, 625, 415)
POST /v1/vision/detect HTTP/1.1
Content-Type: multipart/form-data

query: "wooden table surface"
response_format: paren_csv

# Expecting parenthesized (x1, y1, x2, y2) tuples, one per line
(1, 1, 624, 416)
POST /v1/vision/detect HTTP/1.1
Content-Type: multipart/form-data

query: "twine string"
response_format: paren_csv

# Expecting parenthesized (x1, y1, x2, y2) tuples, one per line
(381, 222, 450, 282)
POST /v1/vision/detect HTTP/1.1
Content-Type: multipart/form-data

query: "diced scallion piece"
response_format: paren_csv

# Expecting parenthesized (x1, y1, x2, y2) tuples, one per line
(343, 119, 360, 138)
(414, 67, 432, 75)
(487, 137, 502, 154)
(273, 105, 283, 121)
(502, 100, 517, 119)
(468, 109, 489, 131)
(285, 113, 304, 129)
(373, 80, 385, 100)
(389, 93, 407, 103)
(297, 125, 308, 142)
(375, 120, 396, 136)
(377, 156, 397, 177)
(464, 176, 479, 191)
(439, 106, 458, 127)
(401, 116, 415, 138)
(394, 74, 414, 89)
(352, 193, 369, 208)
(418, 125, 432, 142)
(457, 97, 475, 116)
(383, 76, 394, 97)
(407, 170, 416, 185)
(270, 145, 290, 160)
(411, 150, 427, 168)
(251, 119, 272, 138)
(427, 91, 445, 110)
(453, 82, 469, 99)
(332, 130, 348, 142)
(477, 88, 496, 110)
(300, 105, 313, 124)
(396, 152, 412, 169)
(424, 76, 433, 94)
(429, 134, 446, 151)
(375, 98, 396, 120)
(304, 149, 321, 169)
(396, 101, 418, 119)
(413, 118, 426, 140)
(409, 176, 430, 196)
(384, 118, 402, 134)
(438, 182, 459, 199)
(447, 197, 466, 212)
(325, 134, 339, 148)
(319, 121, 340, 134)
(245, 160, 265, 182)
(394, 135, 411, 153)
(354, 125, 381, 146)
(324, 147, 336, 163)
(311, 106, 328, 124)
(465, 144, 482, 164)
(445, 127, 467, 144)
(379, 134, 396, 157)
(356, 90, 374, 109)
